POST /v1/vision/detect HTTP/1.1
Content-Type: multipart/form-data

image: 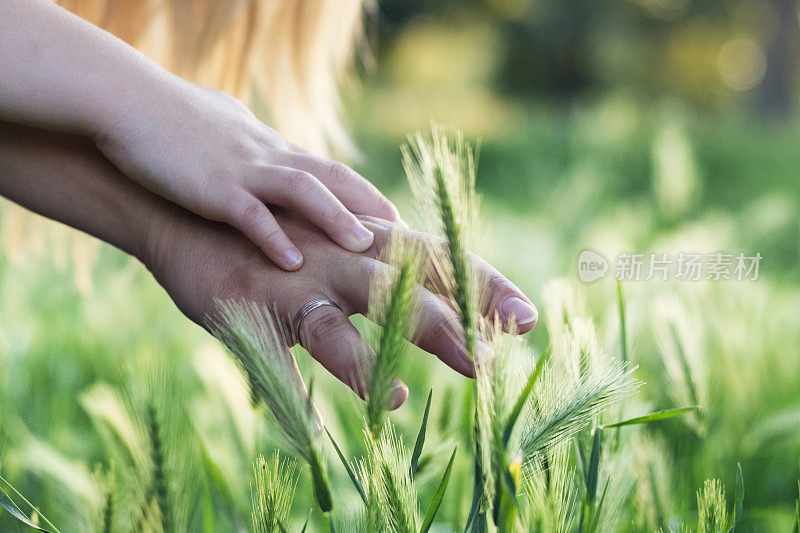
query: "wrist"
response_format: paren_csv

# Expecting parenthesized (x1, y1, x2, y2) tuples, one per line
(133, 194, 184, 272)
(91, 62, 190, 148)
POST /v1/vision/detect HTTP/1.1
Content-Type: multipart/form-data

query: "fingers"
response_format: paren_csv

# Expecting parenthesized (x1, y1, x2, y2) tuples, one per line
(335, 259, 476, 377)
(279, 154, 401, 222)
(297, 304, 408, 410)
(250, 166, 375, 253)
(358, 219, 538, 334)
(410, 288, 476, 377)
(227, 191, 304, 271)
(472, 253, 539, 333)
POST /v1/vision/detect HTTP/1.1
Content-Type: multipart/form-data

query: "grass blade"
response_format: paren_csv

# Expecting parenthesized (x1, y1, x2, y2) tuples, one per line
(420, 446, 458, 533)
(578, 429, 603, 533)
(588, 478, 611, 533)
(599, 406, 700, 429)
(727, 463, 744, 533)
(616, 281, 628, 364)
(0, 486, 50, 532)
(502, 347, 550, 447)
(326, 428, 367, 504)
(465, 423, 484, 532)
(309, 448, 333, 513)
(0, 473, 59, 533)
(410, 389, 433, 479)
(585, 428, 603, 503)
(793, 480, 799, 533)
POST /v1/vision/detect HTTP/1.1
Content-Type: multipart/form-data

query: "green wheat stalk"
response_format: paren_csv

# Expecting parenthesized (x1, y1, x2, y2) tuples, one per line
(146, 404, 170, 533)
(366, 259, 416, 438)
(433, 164, 476, 359)
(520, 360, 639, 466)
(208, 300, 332, 513)
(697, 479, 727, 533)
(251, 452, 299, 533)
(403, 123, 480, 362)
(357, 424, 419, 532)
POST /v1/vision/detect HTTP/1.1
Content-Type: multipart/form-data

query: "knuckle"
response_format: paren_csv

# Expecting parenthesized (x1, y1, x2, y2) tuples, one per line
(324, 203, 354, 229)
(283, 170, 316, 197)
(239, 199, 267, 227)
(260, 222, 285, 245)
(216, 192, 247, 223)
(323, 160, 353, 183)
(230, 139, 257, 159)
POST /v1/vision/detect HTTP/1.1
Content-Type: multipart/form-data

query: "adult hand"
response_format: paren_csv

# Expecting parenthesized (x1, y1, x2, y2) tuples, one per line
(143, 208, 538, 410)
(96, 83, 400, 270)
(0, 121, 537, 411)
(0, 0, 398, 271)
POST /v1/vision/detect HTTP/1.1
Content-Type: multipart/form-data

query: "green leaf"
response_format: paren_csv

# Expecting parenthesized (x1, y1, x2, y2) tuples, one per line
(201, 475, 214, 533)
(575, 439, 587, 483)
(326, 428, 367, 505)
(309, 449, 333, 513)
(471, 511, 488, 533)
(410, 389, 433, 479)
(578, 429, 603, 533)
(198, 439, 237, 513)
(793, 480, 799, 533)
(465, 422, 484, 532)
(464, 481, 482, 532)
(616, 281, 628, 364)
(0, 486, 50, 532)
(727, 463, 744, 533)
(421, 446, 457, 533)
(502, 347, 550, 447)
(599, 406, 700, 429)
(300, 510, 311, 533)
(588, 478, 611, 533)
(585, 428, 603, 503)
(277, 519, 288, 533)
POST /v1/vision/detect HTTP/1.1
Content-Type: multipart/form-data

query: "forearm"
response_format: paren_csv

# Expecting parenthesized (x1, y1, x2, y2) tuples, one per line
(0, 0, 177, 137)
(0, 121, 168, 260)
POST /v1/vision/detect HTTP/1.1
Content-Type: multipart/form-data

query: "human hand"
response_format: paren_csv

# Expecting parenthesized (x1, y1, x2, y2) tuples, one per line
(94, 80, 399, 270)
(143, 207, 537, 409)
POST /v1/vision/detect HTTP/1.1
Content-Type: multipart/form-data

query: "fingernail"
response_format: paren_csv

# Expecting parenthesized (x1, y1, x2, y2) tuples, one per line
(284, 248, 303, 269)
(347, 224, 374, 251)
(500, 297, 538, 326)
(389, 379, 409, 410)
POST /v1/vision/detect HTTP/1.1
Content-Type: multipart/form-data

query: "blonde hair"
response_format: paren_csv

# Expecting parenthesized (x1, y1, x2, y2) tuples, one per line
(58, 0, 369, 158)
(1, 1, 369, 289)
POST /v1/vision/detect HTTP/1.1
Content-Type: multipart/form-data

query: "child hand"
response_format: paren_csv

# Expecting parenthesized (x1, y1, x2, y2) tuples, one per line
(94, 80, 398, 270)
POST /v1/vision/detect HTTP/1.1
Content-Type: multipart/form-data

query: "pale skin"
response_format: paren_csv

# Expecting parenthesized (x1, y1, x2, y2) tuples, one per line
(0, 0, 401, 270)
(0, 122, 538, 409)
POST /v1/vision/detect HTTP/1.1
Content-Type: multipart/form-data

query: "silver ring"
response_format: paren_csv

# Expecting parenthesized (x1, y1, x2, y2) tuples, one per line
(292, 299, 342, 343)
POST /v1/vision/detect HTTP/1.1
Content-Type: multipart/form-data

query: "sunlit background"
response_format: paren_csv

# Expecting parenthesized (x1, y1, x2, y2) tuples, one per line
(354, 0, 799, 286)
(1, 1, 799, 531)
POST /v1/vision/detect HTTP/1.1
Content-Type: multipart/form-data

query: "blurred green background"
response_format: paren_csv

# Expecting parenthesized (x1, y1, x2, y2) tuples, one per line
(1, 0, 800, 531)
(353, 0, 800, 289)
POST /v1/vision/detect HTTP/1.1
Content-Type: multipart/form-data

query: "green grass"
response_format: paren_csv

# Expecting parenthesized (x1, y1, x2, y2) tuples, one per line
(0, 113, 799, 531)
